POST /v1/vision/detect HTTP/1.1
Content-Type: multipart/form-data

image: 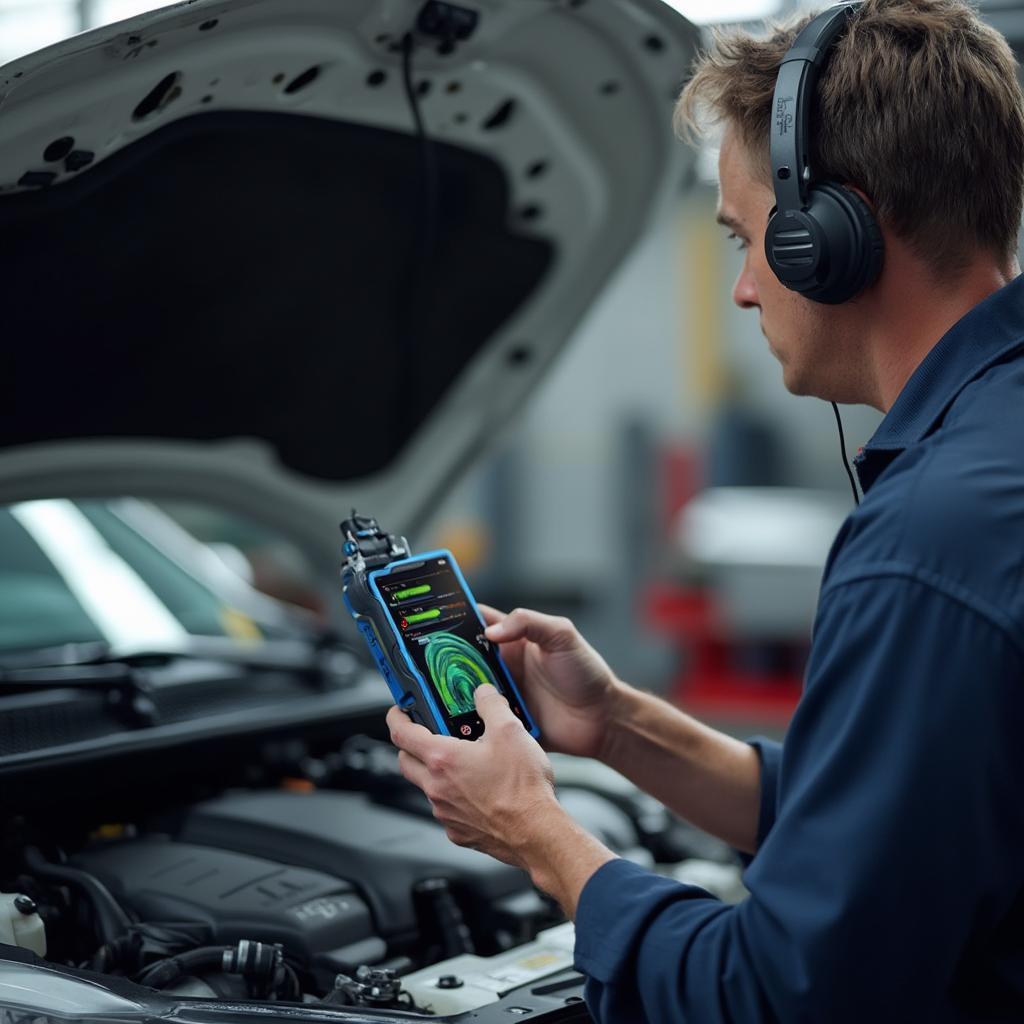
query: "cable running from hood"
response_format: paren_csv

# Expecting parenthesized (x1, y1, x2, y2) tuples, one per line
(401, 32, 440, 260)
(390, 32, 441, 446)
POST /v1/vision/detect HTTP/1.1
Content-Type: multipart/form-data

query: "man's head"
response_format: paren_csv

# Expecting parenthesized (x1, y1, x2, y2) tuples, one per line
(677, 0, 1024, 406)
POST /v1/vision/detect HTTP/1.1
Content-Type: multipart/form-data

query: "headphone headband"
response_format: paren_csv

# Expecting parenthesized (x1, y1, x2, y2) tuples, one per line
(765, 1, 882, 305)
(770, 3, 859, 212)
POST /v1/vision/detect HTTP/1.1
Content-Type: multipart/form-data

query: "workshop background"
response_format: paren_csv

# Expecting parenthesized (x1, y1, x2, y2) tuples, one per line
(3, 0, 1023, 738)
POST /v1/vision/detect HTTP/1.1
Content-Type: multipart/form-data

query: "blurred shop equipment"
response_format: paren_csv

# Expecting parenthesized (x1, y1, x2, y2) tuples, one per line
(649, 487, 850, 726)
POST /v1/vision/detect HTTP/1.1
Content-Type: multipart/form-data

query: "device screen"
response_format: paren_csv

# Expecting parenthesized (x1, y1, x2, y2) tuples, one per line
(376, 556, 529, 739)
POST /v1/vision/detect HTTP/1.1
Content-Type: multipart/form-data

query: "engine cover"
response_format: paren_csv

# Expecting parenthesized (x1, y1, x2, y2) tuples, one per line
(173, 791, 539, 943)
(72, 839, 383, 969)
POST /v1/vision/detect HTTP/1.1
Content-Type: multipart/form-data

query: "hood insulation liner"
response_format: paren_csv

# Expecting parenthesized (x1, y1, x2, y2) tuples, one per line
(0, 110, 553, 480)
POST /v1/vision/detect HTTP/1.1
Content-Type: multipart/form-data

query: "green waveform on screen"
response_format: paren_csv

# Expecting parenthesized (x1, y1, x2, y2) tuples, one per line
(424, 631, 498, 716)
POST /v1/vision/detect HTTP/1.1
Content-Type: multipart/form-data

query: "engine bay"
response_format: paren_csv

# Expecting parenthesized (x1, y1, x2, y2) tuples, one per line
(0, 730, 742, 1019)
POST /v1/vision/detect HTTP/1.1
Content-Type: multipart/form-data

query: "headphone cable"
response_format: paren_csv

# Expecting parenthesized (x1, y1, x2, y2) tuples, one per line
(831, 401, 860, 506)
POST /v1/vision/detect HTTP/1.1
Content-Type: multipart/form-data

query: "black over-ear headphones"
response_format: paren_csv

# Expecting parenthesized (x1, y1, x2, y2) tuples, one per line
(765, 2, 884, 304)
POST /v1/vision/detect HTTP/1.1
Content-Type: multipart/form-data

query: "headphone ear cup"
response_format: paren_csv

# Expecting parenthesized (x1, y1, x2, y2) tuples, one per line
(839, 185, 885, 293)
(803, 182, 884, 303)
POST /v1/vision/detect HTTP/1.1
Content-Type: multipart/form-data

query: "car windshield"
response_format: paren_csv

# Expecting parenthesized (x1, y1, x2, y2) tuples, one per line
(0, 498, 308, 658)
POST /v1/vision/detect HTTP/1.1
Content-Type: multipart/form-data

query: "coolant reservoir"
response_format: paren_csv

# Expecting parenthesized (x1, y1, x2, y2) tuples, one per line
(401, 922, 576, 1014)
(0, 894, 46, 956)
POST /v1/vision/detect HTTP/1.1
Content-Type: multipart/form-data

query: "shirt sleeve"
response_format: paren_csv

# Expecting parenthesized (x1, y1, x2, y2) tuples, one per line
(573, 574, 1024, 1024)
(746, 736, 781, 848)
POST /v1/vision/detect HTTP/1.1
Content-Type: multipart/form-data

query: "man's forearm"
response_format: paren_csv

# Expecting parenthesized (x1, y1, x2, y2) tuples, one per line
(600, 684, 762, 854)
(518, 801, 618, 919)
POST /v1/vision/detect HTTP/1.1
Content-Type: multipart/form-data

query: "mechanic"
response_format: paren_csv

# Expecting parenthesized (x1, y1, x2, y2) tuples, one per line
(388, 0, 1024, 1019)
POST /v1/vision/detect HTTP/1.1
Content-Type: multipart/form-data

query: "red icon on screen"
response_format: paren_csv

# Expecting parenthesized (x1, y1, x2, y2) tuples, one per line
(400, 619, 408, 630)
(460, 724, 473, 736)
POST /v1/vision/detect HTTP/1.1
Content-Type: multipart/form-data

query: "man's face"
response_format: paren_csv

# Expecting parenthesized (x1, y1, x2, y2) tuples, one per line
(717, 126, 856, 399)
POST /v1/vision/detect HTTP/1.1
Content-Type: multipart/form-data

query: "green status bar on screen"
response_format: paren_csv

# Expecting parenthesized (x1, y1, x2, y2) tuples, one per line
(394, 584, 432, 601)
(404, 608, 441, 625)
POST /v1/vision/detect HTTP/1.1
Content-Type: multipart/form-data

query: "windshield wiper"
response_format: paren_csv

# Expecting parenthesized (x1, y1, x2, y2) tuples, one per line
(0, 661, 159, 727)
(0, 636, 362, 728)
(0, 634, 359, 677)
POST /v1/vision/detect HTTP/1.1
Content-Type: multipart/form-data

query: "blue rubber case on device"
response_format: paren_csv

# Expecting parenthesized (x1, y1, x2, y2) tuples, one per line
(347, 548, 539, 740)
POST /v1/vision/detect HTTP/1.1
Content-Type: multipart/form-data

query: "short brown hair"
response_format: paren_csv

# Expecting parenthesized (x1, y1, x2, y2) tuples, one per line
(676, 0, 1024, 276)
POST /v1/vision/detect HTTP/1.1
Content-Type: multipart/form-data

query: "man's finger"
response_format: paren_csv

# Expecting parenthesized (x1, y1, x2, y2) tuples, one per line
(387, 705, 442, 761)
(477, 604, 507, 627)
(484, 608, 576, 651)
(474, 682, 515, 726)
(397, 749, 431, 791)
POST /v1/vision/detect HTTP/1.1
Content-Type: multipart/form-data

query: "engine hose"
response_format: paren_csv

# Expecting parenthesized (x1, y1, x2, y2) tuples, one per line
(281, 963, 302, 1002)
(137, 946, 230, 989)
(137, 941, 297, 1000)
(23, 847, 132, 946)
(222, 939, 282, 999)
(89, 929, 141, 974)
(414, 877, 475, 957)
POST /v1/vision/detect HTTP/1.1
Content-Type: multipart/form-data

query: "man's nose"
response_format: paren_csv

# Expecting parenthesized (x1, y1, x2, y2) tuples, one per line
(732, 263, 759, 310)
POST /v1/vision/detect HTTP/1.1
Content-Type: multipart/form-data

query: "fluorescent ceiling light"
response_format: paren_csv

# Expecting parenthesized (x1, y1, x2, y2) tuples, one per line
(659, 0, 782, 25)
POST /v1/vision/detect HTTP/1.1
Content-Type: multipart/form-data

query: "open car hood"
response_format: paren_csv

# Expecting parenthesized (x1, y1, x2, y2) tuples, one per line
(0, 0, 697, 563)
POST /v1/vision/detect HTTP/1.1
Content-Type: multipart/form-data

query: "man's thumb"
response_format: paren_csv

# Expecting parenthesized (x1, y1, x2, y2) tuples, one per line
(474, 683, 511, 723)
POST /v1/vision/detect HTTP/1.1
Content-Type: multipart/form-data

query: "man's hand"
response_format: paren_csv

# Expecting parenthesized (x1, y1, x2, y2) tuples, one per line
(387, 683, 616, 915)
(478, 605, 623, 760)
(387, 683, 559, 869)
(481, 606, 762, 854)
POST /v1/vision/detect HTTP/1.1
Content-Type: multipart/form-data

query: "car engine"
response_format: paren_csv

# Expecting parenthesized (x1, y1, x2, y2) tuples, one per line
(0, 729, 742, 1017)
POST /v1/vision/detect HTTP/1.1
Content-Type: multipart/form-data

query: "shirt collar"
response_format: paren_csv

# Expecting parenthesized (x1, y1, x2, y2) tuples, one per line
(854, 273, 1024, 492)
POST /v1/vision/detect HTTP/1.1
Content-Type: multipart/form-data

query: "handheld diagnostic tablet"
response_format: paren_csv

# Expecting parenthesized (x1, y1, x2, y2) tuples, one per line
(341, 513, 539, 741)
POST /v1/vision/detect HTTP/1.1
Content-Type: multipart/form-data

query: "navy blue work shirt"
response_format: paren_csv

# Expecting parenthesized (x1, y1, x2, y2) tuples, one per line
(574, 275, 1024, 1023)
